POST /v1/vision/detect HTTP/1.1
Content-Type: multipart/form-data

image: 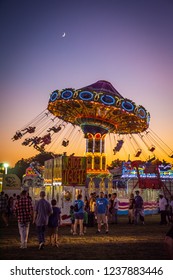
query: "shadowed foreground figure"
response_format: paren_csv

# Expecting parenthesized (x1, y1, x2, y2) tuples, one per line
(48, 199, 61, 247)
(164, 225, 173, 259)
(14, 190, 33, 249)
(33, 191, 52, 250)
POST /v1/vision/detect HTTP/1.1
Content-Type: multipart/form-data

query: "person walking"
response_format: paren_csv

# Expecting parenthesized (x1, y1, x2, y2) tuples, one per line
(14, 190, 33, 249)
(134, 190, 144, 224)
(33, 191, 52, 250)
(48, 199, 61, 247)
(95, 191, 109, 234)
(73, 194, 84, 235)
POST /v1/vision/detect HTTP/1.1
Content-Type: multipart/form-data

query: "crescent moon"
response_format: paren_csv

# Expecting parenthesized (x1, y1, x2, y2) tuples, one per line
(62, 32, 66, 38)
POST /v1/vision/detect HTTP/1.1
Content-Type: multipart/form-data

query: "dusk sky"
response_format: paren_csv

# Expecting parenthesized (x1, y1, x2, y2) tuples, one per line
(1, 0, 173, 167)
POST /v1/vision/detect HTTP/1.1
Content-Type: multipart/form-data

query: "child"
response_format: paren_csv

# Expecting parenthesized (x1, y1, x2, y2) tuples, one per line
(69, 205, 75, 234)
(48, 199, 61, 247)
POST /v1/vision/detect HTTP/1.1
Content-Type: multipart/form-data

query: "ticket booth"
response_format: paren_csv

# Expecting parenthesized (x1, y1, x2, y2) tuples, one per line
(60, 156, 87, 224)
(44, 155, 87, 224)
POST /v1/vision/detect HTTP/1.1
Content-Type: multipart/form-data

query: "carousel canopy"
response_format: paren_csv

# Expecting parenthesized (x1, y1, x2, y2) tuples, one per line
(48, 80, 150, 135)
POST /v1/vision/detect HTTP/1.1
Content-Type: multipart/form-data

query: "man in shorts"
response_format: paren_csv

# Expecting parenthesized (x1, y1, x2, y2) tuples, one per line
(73, 194, 84, 235)
(95, 192, 109, 234)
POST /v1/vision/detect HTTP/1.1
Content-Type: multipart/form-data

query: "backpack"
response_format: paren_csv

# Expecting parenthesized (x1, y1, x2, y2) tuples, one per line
(74, 203, 79, 212)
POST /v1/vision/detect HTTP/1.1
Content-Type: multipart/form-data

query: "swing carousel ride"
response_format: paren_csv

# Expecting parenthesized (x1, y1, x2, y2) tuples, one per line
(12, 80, 173, 193)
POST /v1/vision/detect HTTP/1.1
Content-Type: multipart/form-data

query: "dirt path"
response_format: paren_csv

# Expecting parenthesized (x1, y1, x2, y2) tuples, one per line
(0, 214, 170, 260)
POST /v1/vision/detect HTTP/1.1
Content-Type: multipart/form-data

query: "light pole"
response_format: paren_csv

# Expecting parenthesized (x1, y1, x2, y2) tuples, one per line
(3, 163, 9, 175)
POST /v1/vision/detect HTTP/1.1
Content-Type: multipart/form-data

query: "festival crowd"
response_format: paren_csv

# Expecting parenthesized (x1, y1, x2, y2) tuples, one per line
(0, 190, 173, 259)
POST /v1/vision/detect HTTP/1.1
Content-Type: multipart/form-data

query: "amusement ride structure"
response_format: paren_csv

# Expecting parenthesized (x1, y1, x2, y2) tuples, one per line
(12, 80, 173, 195)
(47, 80, 150, 173)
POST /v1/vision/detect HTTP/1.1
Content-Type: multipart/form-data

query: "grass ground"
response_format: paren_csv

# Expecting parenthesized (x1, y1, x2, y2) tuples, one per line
(0, 214, 171, 260)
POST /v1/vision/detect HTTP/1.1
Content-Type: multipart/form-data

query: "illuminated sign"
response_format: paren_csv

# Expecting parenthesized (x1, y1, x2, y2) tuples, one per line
(122, 162, 173, 179)
(62, 156, 86, 186)
(25, 167, 37, 176)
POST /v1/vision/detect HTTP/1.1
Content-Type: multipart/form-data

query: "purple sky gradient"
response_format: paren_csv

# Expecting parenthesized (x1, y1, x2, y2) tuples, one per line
(0, 0, 173, 167)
